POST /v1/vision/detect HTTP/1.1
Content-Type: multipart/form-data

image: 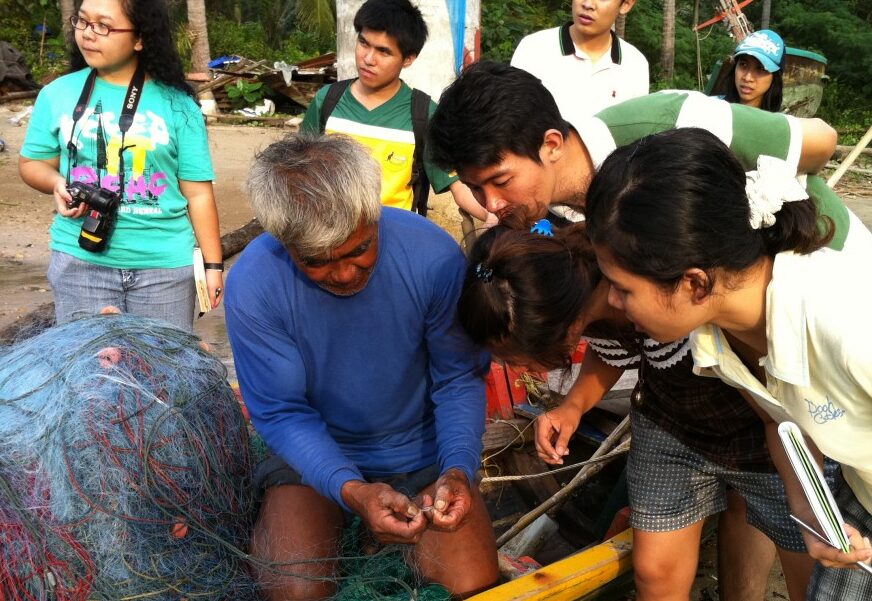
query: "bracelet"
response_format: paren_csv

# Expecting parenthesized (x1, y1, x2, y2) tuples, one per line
(203, 262, 224, 272)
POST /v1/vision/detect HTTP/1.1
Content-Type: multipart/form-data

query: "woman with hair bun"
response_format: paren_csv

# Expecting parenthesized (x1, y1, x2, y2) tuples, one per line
(19, 0, 222, 331)
(585, 126, 872, 599)
(458, 212, 816, 600)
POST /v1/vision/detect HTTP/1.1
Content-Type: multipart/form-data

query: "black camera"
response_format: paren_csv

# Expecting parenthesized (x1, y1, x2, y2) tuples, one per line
(66, 181, 121, 253)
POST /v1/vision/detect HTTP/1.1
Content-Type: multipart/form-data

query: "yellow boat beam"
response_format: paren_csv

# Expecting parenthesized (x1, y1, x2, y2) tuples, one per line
(469, 529, 633, 601)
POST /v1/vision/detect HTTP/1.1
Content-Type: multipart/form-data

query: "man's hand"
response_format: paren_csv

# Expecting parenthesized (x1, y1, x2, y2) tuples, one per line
(341, 480, 428, 544)
(534, 403, 583, 464)
(422, 468, 474, 532)
(804, 522, 872, 569)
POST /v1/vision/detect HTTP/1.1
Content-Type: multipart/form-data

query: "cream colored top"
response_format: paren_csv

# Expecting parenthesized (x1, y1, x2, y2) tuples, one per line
(690, 215, 872, 514)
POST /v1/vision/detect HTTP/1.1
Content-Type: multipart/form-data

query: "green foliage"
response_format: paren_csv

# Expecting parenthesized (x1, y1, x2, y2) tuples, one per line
(205, 0, 335, 50)
(623, 0, 736, 88)
(225, 79, 270, 109)
(207, 14, 328, 64)
(294, 0, 337, 47)
(174, 23, 194, 73)
(0, 11, 68, 82)
(208, 16, 278, 61)
(775, 0, 872, 96)
(480, 0, 569, 62)
(817, 81, 872, 146)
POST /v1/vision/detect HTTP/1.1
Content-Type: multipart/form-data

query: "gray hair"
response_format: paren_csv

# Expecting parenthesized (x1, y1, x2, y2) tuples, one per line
(246, 133, 382, 256)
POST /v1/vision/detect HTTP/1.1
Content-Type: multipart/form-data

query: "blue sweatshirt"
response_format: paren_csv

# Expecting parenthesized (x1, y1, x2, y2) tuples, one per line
(225, 208, 488, 509)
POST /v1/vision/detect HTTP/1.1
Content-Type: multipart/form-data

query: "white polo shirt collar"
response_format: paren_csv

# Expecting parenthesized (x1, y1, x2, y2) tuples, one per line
(558, 22, 622, 64)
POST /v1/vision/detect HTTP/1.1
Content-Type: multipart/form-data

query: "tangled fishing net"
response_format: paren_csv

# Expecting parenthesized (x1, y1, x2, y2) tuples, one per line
(0, 314, 258, 600)
(334, 519, 451, 601)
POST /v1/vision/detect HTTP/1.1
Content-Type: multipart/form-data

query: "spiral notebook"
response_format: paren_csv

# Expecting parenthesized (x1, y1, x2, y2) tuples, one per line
(778, 421, 872, 574)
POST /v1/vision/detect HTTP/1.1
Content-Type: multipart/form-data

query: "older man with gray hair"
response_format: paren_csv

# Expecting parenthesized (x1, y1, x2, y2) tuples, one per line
(225, 134, 498, 600)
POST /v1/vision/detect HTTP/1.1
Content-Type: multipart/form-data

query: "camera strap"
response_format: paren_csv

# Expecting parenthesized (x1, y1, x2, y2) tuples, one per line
(66, 65, 146, 194)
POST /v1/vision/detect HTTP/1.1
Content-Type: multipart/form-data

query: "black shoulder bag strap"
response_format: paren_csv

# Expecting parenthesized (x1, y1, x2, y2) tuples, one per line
(66, 65, 146, 195)
(66, 69, 99, 185)
(409, 88, 431, 217)
(319, 78, 353, 133)
(115, 65, 146, 197)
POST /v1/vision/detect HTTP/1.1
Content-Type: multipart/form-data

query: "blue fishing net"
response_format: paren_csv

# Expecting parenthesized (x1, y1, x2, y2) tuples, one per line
(0, 314, 258, 600)
(0, 313, 457, 600)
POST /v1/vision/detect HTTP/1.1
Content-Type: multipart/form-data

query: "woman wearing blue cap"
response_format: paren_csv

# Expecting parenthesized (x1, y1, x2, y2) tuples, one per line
(724, 29, 785, 112)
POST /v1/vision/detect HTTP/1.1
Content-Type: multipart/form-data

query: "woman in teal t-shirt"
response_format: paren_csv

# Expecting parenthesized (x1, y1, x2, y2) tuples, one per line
(19, 0, 222, 331)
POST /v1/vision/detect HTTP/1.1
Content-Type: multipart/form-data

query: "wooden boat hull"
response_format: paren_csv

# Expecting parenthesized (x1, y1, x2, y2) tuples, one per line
(704, 48, 828, 117)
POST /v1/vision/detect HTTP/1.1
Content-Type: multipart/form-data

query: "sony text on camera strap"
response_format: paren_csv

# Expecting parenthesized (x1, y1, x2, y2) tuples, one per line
(66, 64, 146, 198)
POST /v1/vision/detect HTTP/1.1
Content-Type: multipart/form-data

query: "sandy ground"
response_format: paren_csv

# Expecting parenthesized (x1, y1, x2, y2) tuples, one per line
(1, 100, 869, 599)
(0, 102, 469, 378)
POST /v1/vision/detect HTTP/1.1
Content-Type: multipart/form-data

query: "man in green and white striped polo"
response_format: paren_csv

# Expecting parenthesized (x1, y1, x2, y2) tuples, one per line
(429, 61, 866, 253)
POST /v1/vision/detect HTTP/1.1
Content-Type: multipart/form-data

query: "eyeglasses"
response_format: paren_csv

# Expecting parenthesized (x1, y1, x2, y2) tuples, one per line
(70, 15, 135, 36)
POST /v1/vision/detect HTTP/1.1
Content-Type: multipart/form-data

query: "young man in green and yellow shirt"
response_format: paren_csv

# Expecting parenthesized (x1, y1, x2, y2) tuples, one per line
(302, 0, 494, 224)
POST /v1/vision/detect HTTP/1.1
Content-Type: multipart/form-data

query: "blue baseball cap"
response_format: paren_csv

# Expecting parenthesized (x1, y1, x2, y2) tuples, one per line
(733, 30, 785, 72)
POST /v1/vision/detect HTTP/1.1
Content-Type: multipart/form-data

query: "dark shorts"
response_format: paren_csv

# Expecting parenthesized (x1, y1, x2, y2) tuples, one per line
(254, 454, 441, 501)
(807, 470, 872, 600)
(627, 411, 806, 552)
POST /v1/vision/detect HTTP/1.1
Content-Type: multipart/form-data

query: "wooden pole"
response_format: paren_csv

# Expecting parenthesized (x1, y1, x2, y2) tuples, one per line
(0, 91, 39, 104)
(828, 124, 872, 188)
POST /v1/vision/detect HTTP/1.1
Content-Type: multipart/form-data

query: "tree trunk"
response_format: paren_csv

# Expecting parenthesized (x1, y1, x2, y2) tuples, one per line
(59, 0, 76, 52)
(615, 15, 626, 38)
(760, 0, 772, 29)
(186, 0, 212, 76)
(660, 0, 676, 83)
(186, 0, 215, 109)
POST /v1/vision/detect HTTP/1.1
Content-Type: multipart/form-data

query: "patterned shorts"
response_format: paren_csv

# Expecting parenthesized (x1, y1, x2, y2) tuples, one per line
(627, 411, 806, 552)
(807, 471, 872, 599)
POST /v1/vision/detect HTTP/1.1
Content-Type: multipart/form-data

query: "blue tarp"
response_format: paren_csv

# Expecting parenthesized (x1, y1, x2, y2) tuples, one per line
(445, 0, 467, 74)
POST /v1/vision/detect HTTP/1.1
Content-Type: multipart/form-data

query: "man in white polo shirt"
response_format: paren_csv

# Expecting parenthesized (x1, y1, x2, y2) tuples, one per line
(511, 0, 649, 119)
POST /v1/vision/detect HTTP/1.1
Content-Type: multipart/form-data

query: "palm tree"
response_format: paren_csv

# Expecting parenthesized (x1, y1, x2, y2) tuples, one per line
(258, 0, 335, 47)
(187, 0, 211, 76)
(296, 0, 335, 42)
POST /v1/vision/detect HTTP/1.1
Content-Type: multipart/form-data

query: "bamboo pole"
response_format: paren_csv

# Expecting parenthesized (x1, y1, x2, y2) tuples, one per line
(828, 124, 872, 188)
(495, 416, 631, 548)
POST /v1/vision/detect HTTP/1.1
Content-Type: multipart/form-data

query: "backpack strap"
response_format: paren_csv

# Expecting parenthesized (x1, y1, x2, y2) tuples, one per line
(409, 88, 431, 217)
(319, 79, 354, 132)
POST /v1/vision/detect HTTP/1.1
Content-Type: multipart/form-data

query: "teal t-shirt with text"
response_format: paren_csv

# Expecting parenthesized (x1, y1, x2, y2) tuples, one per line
(22, 68, 215, 268)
